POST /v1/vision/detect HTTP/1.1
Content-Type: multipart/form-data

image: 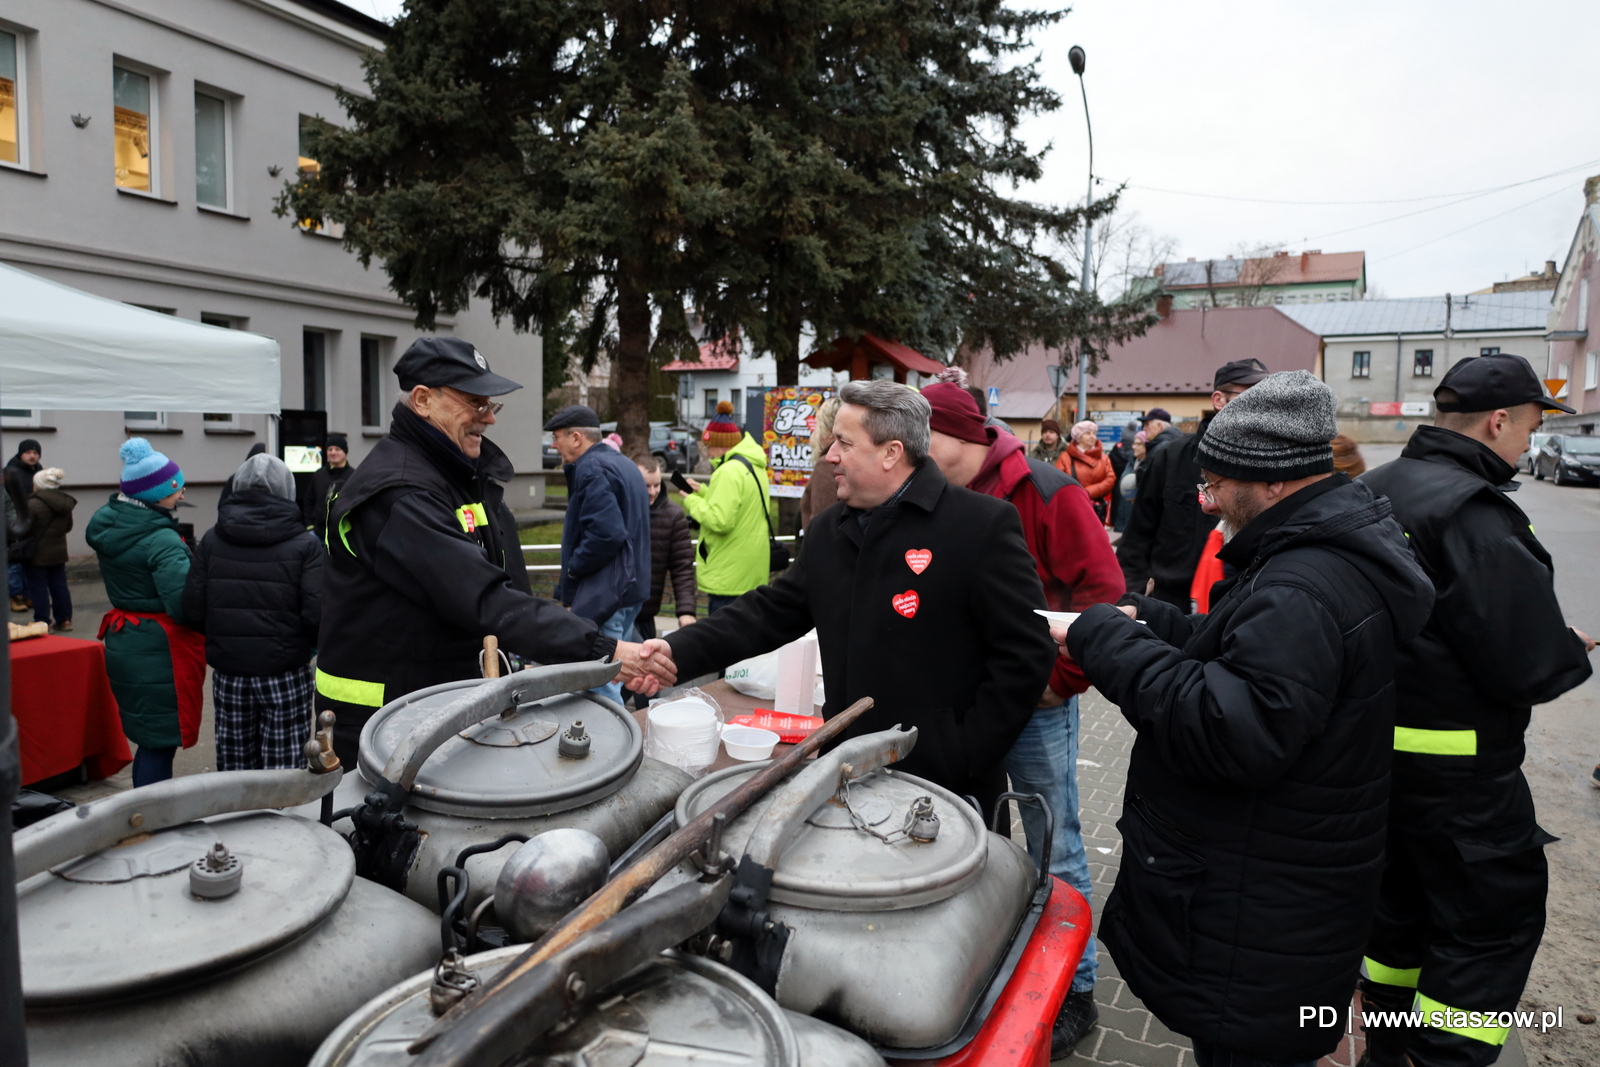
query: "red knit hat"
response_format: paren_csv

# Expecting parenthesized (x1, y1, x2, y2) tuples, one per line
(704, 400, 743, 449)
(921, 382, 990, 446)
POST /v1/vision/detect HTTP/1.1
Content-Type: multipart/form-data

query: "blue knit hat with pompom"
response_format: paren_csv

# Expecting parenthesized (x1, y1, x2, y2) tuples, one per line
(119, 438, 185, 503)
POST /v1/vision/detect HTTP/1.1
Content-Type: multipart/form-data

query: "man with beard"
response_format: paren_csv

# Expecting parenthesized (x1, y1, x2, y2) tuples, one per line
(1059, 371, 1435, 1067)
(1356, 355, 1594, 1066)
(313, 337, 664, 767)
(1117, 360, 1268, 609)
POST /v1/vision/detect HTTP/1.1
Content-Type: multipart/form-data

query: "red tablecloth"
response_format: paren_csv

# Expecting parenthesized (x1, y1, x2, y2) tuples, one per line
(11, 634, 131, 785)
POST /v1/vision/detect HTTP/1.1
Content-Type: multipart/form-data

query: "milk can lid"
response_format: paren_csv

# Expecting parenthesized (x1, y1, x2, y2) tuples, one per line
(19, 811, 354, 1006)
(358, 680, 643, 817)
(676, 766, 989, 911)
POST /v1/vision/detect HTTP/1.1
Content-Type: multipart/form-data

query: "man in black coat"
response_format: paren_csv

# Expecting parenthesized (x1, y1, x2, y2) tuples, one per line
(1357, 356, 1594, 1067)
(638, 378, 1054, 811)
(1117, 361, 1268, 609)
(183, 453, 323, 770)
(1062, 371, 1435, 1066)
(5, 438, 41, 612)
(303, 432, 357, 541)
(314, 338, 662, 767)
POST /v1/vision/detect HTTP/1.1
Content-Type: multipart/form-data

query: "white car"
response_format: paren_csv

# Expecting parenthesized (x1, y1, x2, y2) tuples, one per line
(1520, 433, 1552, 474)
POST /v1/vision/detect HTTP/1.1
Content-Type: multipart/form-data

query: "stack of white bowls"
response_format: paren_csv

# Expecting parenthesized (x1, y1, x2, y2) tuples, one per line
(644, 696, 722, 775)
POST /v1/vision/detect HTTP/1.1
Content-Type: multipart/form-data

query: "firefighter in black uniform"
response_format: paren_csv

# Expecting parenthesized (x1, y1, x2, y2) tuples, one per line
(314, 337, 664, 767)
(1358, 354, 1594, 1066)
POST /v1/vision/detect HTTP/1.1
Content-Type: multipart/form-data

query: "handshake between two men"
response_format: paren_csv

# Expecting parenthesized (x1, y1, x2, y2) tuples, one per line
(613, 638, 681, 698)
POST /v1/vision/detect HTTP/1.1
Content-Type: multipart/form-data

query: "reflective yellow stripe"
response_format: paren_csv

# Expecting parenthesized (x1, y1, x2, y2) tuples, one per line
(1414, 993, 1511, 1046)
(455, 502, 489, 533)
(315, 669, 384, 708)
(334, 513, 355, 557)
(1394, 726, 1477, 756)
(1361, 956, 1420, 988)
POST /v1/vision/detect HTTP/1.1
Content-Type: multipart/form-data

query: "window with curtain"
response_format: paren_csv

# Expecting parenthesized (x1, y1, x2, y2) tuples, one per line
(1351, 351, 1371, 379)
(0, 31, 21, 166)
(1412, 350, 1434, 377)
(194, 91, 228, 209)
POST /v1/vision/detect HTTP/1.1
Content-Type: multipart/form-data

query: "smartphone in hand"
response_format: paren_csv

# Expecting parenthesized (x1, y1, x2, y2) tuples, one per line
(669, 470, 695, 494)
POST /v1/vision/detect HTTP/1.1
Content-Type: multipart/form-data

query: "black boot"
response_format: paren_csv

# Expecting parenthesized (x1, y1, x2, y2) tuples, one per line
(1050, 989, 1099, 1059)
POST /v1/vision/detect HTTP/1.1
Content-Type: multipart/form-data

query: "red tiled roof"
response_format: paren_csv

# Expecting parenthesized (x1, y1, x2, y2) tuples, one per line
(805, 332, 947, 376)
(1161, 250, 1366, 289)
(661, 341, 740, 373)
(964, 306, 1323, 419)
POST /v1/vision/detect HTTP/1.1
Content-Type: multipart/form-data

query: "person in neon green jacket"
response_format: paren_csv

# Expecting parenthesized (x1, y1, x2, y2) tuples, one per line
(681, 402, 775, 611)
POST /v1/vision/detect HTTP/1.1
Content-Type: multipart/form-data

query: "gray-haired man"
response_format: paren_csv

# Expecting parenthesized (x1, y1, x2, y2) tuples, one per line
(639, 378, 1055, 809)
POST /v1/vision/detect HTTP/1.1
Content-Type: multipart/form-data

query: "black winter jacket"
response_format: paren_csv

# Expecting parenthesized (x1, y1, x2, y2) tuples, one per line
(4, 455, 40, 514)
(667, 461, 1055, 809)
(1117, 419, 1216, 608)
(1069, 476, 1435, 1060)
(316, 403, 611, 763)
(182, 490, 323, 676)
(1361, 427, 1592, 856)
(304, 462, 356, 541)
(644, 492, 696, 620)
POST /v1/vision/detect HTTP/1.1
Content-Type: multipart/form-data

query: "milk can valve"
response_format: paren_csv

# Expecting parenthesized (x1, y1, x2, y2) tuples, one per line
(558, 720, 591, 759)
(907, 797, 941, 843)
(190, 840, 243, 899)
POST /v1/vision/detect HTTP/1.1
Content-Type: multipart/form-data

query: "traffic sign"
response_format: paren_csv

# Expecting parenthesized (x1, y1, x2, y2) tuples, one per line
(987, 386, 1001, 409)
(1046, 365, 1067, 396)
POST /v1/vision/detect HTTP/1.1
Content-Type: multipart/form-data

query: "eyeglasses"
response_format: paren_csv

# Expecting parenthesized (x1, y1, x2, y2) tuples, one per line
(1196, 479, 1225, 504)
(443, 387, 503, 417)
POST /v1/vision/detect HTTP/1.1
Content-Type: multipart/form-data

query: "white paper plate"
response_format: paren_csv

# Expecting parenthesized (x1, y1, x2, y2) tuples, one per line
(1034, 610, 1081, 628)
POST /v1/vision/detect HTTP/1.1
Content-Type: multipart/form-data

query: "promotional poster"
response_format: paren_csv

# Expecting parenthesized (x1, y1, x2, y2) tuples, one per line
(762, 386, 836, 498)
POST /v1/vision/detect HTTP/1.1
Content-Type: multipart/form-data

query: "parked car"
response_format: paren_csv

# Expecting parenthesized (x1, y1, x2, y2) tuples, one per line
(596, 421, 700, 473)
(1533, 434, 1600, 486)
(1519, 432, 1552, 474)
(541, 430, 561, 469)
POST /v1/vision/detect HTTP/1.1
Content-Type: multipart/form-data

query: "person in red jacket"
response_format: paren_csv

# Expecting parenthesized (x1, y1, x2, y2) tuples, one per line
(1056, 420, 1117, 524)
(923, 379, 1124, 1058)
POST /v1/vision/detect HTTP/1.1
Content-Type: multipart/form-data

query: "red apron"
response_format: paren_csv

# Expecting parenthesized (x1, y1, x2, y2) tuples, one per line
(98, 609, 207, 749)
(1189, 527, 1227, 615)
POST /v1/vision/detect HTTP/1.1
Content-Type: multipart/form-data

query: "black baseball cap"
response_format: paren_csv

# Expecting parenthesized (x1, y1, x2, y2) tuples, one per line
(543, 405, 601, 431)
(1214, 358, 1270, 389)
(1434, 354, 1573, 414)
(1141, 407, 1173, 424)
(394, 337, 522, 396)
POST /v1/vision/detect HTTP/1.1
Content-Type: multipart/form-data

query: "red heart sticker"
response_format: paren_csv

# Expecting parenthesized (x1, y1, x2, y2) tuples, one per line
(892, 590, 920, 618)
(905, 549, 932, 575)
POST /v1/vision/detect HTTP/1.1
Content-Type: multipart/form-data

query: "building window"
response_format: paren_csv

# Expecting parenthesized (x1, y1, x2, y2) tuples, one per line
(194, 91, 229, 209)
(1351, 351, 1371, 379)
(113, 65, 155, 193)
(703, 389, 719, 418)
(0, 409, 40, 428)
(1587, 352, 1599, 392)
(0, 29, 25, 168)
(303, 330, 327, 412)
(1412, 350, 1434, 377)
(360, 336, 385, 427)
(730, 388, 743, 419)
(296, 114, 344, 237)
(1558, 361, 1571, 396)
(124, 411, 167, 430)
(1480, 346, 1500, 356)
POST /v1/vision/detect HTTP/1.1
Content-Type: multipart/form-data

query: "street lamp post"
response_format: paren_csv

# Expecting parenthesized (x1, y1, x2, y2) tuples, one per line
(1069, 45, 1092, 424)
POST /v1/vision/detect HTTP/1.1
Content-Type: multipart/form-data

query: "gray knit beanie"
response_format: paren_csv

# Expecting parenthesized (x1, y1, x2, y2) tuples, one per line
(1196, 370, 1337, 481)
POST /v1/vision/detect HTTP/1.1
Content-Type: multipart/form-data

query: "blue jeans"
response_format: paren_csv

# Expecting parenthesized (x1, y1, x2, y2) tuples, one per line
(132, 745, 176, 788)
(23, 563, 70, 625)
(7, 562, 24, 598)
(707, 594, 738, 615)
(1003, 695, 1097, 993)
(593, 602, 643, 705)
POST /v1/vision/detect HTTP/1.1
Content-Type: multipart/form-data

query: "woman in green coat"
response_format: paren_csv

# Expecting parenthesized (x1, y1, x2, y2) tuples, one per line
(86, 439, 202, 787)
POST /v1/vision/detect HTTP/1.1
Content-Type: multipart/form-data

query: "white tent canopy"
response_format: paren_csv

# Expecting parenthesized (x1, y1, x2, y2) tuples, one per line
(0, 262, 281, 413)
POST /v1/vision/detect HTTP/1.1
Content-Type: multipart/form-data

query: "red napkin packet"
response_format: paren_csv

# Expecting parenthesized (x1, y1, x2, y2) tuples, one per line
(727, 710, 823, 744)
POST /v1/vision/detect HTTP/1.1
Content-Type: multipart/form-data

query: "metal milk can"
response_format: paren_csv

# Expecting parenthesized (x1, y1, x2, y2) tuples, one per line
(669, 726, 1048, 1054)
(300, 661, 691, 914)
(16, 765, 441, 1067)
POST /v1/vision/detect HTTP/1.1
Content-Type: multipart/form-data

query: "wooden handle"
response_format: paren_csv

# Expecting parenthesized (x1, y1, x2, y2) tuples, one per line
(482, 635, 500, 679)
(409, 695, 877, 1055)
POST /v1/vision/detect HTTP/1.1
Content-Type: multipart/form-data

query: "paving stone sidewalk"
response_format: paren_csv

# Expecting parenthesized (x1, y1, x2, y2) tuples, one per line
(1055, 690, 1531, 1067)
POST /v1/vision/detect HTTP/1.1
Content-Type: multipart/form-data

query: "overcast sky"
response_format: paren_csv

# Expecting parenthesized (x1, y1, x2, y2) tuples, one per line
(352, 0, 1600, 298)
